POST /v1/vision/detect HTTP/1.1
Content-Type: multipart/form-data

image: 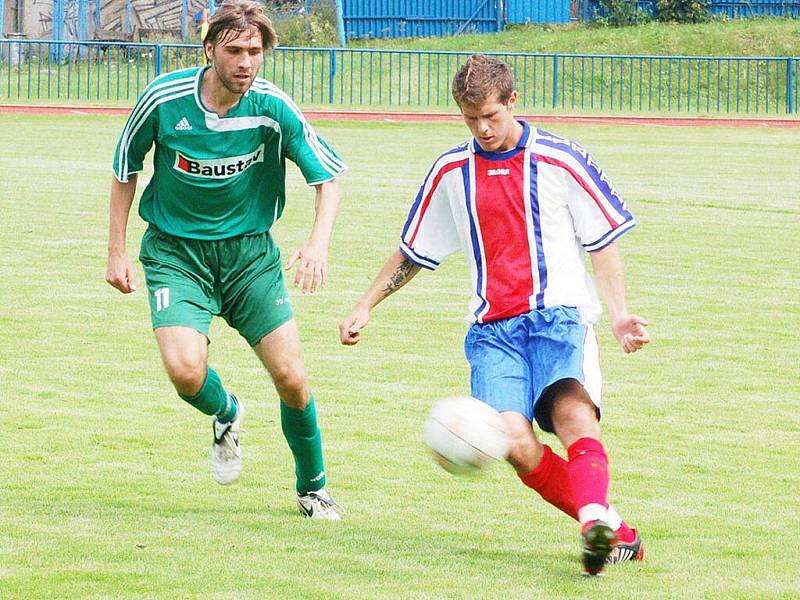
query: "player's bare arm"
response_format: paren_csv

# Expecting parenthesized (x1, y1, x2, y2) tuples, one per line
(339, 250, 421, 346)
(285, 179, 341, 294)
(590, 242, 650, 353)
(106, 175, 138, 294)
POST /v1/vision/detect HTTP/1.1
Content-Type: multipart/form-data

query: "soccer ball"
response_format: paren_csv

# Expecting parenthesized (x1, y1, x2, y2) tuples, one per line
(423, 396, 510, 475)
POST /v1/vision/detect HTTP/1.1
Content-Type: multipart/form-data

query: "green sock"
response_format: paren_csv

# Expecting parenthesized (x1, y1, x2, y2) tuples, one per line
(178, 367, 237, 422)
(280, 395, 326, 495)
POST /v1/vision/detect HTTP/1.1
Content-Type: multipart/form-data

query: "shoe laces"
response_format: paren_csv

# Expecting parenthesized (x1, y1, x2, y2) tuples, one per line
(303, 490, 345, 519)
(214, 420, 241, 452)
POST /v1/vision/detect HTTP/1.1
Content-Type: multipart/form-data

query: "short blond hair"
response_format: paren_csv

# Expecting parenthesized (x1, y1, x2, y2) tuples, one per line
(452, 54, 515, 106)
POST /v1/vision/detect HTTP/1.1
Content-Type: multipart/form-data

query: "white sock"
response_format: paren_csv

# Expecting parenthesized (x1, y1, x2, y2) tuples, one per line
(605, 505, 623, 530)
(577, 503, 608, 525)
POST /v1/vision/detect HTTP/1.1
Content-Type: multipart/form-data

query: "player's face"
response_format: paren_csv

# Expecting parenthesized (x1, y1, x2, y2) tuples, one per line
(206, 26, 264, 96)
(459, 91, 519, 152)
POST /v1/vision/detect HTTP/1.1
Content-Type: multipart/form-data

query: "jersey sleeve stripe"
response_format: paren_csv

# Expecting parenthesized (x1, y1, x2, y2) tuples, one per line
(401, 145, 468, 240)
(582, 219, 637, 252)
(404, 157, 468, 247)
(399, 243, 439, 270)
(305, 173, 341, 186)
(534, 134, 630, 220)
(116, 82, 195, 180)
(250, 82, 347, 177)
(534, 153, 619, 228)
(117, 74, 196, 152)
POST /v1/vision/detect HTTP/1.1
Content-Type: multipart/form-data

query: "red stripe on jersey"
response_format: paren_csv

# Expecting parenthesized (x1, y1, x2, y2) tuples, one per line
(474, 152, 534, 322)
(534, 153, 618, 228)
(408, 159, 467, 247)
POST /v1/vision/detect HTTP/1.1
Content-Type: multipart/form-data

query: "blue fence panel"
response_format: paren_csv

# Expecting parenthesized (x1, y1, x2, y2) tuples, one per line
(506, 0, 571, 24)
(1, 40, 798, 115)
(586, 0, 800, 18)
(343, 0, 501, 39)
(710, 0, 800, 17)
(585, 0, 656, 19)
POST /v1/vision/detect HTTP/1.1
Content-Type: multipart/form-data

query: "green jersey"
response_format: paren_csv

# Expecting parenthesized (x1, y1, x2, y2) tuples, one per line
(113, 66, 346, 240)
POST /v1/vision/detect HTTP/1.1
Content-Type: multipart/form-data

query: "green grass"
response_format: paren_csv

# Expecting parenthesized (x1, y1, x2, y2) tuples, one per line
(352, 18, 800, 57)
(1, 114, 799, 598)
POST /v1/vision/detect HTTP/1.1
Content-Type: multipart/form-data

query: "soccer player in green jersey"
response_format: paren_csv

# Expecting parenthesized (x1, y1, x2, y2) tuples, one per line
(105, 0, 345, 519)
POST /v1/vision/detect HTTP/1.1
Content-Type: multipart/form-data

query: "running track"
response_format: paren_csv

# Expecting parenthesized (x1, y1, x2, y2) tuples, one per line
(2, 104, 799, 127)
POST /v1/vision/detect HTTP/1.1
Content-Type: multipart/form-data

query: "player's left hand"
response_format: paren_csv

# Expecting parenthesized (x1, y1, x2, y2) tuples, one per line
(611, 314, 650, 353)
(285, 241, 328, 294)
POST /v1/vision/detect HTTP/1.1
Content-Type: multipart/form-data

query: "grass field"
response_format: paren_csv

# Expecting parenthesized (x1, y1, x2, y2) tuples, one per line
(1, 113, 799, 599)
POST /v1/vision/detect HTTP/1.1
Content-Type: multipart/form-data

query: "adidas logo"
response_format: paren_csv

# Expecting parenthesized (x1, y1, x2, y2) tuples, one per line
(174, 117, 192, 131)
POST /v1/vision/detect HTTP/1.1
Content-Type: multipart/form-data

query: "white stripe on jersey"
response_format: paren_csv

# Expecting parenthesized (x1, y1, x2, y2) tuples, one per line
(250, 80, 345, 176)
(204, 113, 283, 159)
(203, 113, 281, 133)
(117, 75, 196, 180)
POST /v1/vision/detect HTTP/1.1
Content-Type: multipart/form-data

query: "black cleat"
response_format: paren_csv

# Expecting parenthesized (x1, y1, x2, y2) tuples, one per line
(606, 530, 644, 565)
(581, 520, 616, 576)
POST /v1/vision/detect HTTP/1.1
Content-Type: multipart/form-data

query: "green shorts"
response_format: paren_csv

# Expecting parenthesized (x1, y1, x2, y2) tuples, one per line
(139, 226, 293, 346)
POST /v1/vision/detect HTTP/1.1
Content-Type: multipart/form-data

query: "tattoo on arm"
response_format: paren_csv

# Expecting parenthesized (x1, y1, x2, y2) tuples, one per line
(380, 259, 417, 298)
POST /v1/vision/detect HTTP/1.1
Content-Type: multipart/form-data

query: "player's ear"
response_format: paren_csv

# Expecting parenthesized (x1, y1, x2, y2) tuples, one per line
(507, 90, 518, 112)
(204, 41, 214, 63)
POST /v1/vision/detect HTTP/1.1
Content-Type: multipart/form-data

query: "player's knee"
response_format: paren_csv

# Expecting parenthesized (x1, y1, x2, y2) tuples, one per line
(504, 420, 543, 473)
(271, 362, 308, 406)
(550, 392, 599, 440)
(165, 356, 207, 396)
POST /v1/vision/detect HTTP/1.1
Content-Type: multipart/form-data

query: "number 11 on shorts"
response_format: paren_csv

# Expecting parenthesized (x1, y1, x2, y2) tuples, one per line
(155, 287, 171, 312)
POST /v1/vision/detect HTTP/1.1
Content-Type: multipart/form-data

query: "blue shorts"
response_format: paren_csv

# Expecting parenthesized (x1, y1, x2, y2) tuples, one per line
(464, 306, 602, 433)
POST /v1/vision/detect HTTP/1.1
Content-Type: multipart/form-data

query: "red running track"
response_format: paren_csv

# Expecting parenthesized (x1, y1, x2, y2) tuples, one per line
(2, 104, 799, 127)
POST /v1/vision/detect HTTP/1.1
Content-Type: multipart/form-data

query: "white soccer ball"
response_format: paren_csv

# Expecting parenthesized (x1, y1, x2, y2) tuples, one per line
(423, 396, 510, 475)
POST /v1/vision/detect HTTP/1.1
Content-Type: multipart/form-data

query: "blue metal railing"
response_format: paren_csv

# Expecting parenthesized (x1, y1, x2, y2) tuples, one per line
(1, 40, 798, 115)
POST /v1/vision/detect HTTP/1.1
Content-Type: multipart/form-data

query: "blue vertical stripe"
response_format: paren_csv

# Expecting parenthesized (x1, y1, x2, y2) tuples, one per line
(529, 155, 548, 310)
(463, 161, 487, 321)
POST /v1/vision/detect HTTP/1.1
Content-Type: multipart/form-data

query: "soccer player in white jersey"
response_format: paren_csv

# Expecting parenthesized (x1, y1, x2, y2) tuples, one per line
(339, 54, 650, 573)
(106, 0, 345, 519)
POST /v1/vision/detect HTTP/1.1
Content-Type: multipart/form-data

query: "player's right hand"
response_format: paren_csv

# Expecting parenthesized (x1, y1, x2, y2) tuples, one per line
(339, 306, 370, 346)
(105, 251, 137, 294)
(611, 314, 650, 353)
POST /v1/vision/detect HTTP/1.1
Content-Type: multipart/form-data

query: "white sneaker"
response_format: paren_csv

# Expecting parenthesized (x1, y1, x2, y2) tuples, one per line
(296, 488, 344, 520)
(211, 396, 244, 485)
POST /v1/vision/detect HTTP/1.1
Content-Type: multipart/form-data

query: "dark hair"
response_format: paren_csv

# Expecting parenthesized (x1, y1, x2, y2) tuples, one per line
(452, 54, 515, 106)
(204, 0, 277, 50)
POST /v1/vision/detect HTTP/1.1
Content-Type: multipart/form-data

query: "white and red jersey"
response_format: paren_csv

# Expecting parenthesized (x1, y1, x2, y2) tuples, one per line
(400, 121, 635, 324)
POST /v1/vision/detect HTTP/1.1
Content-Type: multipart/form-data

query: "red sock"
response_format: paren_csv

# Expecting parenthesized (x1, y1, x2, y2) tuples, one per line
(518, 445, 578, 520)
(521, 444, 635, 539)
(615, 522, 636, 544)
(566, 437, 610, 523)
